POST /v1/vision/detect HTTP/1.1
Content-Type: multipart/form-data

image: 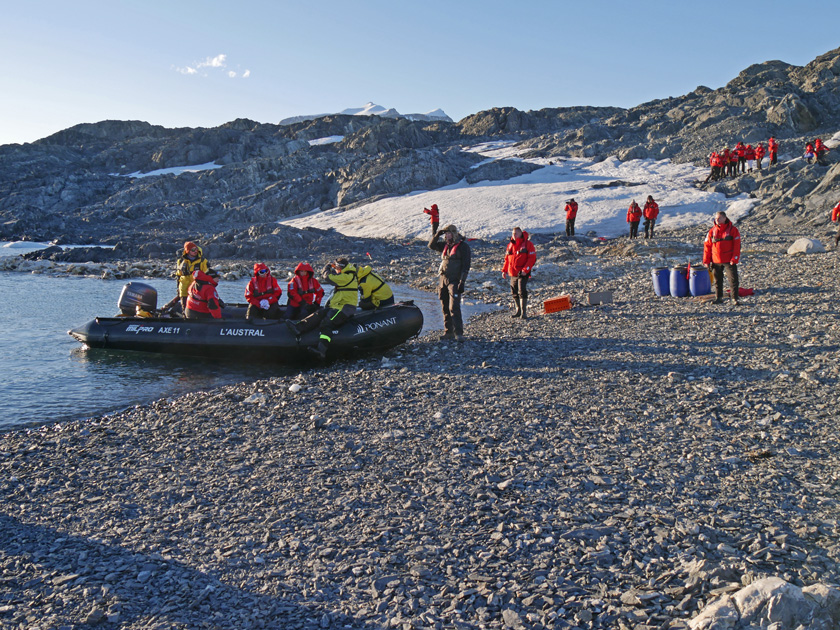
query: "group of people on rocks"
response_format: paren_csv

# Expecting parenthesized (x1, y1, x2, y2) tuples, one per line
(804, 137, 830, 165)
(705, 138, 779, 182)
(626, 196, 660, 239)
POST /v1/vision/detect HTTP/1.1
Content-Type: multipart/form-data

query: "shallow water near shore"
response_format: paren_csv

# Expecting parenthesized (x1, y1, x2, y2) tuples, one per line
(0, 272, 491, 432)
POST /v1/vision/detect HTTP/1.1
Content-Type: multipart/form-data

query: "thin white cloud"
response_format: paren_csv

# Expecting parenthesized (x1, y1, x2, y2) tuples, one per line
(175, 54, 251, 78)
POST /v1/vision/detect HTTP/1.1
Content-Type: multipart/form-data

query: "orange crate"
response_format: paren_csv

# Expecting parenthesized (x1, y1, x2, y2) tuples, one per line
(543, 294, 572, 313)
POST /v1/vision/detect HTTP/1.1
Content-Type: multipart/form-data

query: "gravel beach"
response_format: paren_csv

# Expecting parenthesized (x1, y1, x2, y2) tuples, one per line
(3, 216, 840, 629)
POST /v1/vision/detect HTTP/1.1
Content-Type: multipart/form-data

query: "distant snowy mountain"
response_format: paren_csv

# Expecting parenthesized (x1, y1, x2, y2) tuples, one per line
(279, 102, 453, 125)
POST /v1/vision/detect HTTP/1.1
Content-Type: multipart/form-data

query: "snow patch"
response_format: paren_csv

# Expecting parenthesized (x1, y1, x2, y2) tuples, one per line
(114, 162, 223, 178)
(280, 150, 754, 240)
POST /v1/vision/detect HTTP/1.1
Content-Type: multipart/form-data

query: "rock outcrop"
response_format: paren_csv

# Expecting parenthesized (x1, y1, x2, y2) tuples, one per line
(3, 47, 840, 249)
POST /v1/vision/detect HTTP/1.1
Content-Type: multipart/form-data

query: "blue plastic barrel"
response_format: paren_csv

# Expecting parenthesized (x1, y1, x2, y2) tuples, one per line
(669, 266, 689, 297)
(651, 267, 669, 297)
(689, 265, 712, 296)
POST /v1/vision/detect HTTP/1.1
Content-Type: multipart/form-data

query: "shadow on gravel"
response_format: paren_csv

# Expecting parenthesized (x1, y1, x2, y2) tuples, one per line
(0, 513, 371, 628)
(438, 335, 831, 385)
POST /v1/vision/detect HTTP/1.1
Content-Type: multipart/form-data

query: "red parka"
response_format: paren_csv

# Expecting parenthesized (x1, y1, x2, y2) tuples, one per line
(287, 262, 324, 308)
(831, 201, 840, 223)
(565, 200, 578, 220)
(768, 137, 778, 155)
(815, 139, 829, 156)
(643, 199, 660, 220)
(502, 231, 537, 277)
(627, 203, 642, 223)
(703, 219, 741, 265)
(186, 270, 222, 318)
(423, 204, 440, 224)
(745, 145, 756, 160)
(245, 263, 282, 307)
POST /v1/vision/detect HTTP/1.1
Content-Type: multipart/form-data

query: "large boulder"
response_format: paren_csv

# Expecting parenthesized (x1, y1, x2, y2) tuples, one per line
(787, 238, 826, 255)
(689, 577, 840, 630)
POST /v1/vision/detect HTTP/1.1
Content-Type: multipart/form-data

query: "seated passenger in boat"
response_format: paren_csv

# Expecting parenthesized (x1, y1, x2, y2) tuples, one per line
(285, 258, 357, 359)
(245, 263, 283, 319)
(185, 270, 224, 320)
(284, 262, 324, 320)
(357, 265, 395, 310)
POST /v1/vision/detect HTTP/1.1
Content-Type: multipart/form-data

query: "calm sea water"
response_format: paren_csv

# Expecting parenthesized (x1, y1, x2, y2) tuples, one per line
(0, 267, 492, 432)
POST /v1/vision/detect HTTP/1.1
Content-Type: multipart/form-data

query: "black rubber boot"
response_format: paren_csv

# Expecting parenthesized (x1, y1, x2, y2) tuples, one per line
(520, 297, 528, 320)
(511, 296, 521, 318)
(307, 341, 328, 359)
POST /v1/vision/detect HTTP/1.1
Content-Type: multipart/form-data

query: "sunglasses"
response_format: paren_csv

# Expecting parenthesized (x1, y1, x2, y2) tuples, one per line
(258, 269, 269, 275)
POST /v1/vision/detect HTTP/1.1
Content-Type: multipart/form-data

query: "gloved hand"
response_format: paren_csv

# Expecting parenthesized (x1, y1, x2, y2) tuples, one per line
(260, 299, 270, 310)
(707, 263, 713, 273)
(456, 282, 465, 295)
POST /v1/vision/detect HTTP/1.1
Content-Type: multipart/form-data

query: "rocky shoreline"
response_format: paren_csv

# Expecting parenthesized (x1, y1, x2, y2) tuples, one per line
(3, 216, 840, 629)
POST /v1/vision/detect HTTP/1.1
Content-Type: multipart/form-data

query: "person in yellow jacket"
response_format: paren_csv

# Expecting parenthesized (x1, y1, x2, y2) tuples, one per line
(357, 265, 395, 310)
(286, 258, 358, 359)
(175, 241, 209, 312)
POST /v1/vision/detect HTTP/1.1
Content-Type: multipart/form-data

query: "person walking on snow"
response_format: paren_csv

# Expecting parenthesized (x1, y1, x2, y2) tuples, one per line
(564, 198, 578, 236)
(643, 196, 660, 239)
(627, 201, 642, 239)
(703, 211, 741, 305)
(429, 224, 471, 341)
(502, 227, 537, 319)
(423, 204, 440, 235)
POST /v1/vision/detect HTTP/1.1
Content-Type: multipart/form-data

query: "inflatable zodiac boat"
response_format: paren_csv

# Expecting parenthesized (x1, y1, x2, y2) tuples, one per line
(68, 282, 424, 362)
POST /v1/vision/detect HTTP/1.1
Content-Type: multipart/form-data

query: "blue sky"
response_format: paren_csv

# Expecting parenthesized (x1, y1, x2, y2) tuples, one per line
(2, 0, 839, 146)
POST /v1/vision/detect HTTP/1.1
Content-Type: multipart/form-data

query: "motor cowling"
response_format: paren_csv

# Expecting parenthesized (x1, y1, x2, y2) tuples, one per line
(118, 282, 158, 316)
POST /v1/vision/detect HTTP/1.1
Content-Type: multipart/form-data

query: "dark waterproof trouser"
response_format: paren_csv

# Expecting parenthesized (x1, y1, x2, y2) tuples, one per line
(296, 304, 356, 344)
(439, 279, 464, 335)
(246, 302, 281, 320)
(712, 263, 739, 299)
(284, 302, 318, 321)
(184, 308, 216, 320)
(566, 218, 575, 236)
(629, 221, 640, 239)
(644, 219, 656, 238)
(509, 275, 529, 301)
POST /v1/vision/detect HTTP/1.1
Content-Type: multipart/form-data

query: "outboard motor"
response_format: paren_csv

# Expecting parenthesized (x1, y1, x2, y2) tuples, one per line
(118, 282, 158, 316)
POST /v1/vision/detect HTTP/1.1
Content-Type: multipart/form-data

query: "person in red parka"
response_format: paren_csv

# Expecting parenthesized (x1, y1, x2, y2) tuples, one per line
(564, 198, 578, 237)
(423, 204, 440, 235)
(831, 200, 840, 247)
(815, 138, 830, 166)
(804, 142, 815, 164)
(728, 146, 739, 177)
(768, 137, 779, 166)
(755, 143, 766, 171)
(245, 263, 282, 320)
(745, 144, 756, 172)
(185, 269, 224, 319)
(627, 201, 643, 239)
(502, 227, 537, 319)
(643, 195, 660, 239)
(703, 211, 742, 305)
(285, 262, 325, 320)
(735, 142, 746, 173)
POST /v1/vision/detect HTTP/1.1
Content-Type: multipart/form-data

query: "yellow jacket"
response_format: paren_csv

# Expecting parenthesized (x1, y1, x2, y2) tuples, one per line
(325, 264, 359, 310)
(176, 246, 209, 297)
(357, 265, 393, 308)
